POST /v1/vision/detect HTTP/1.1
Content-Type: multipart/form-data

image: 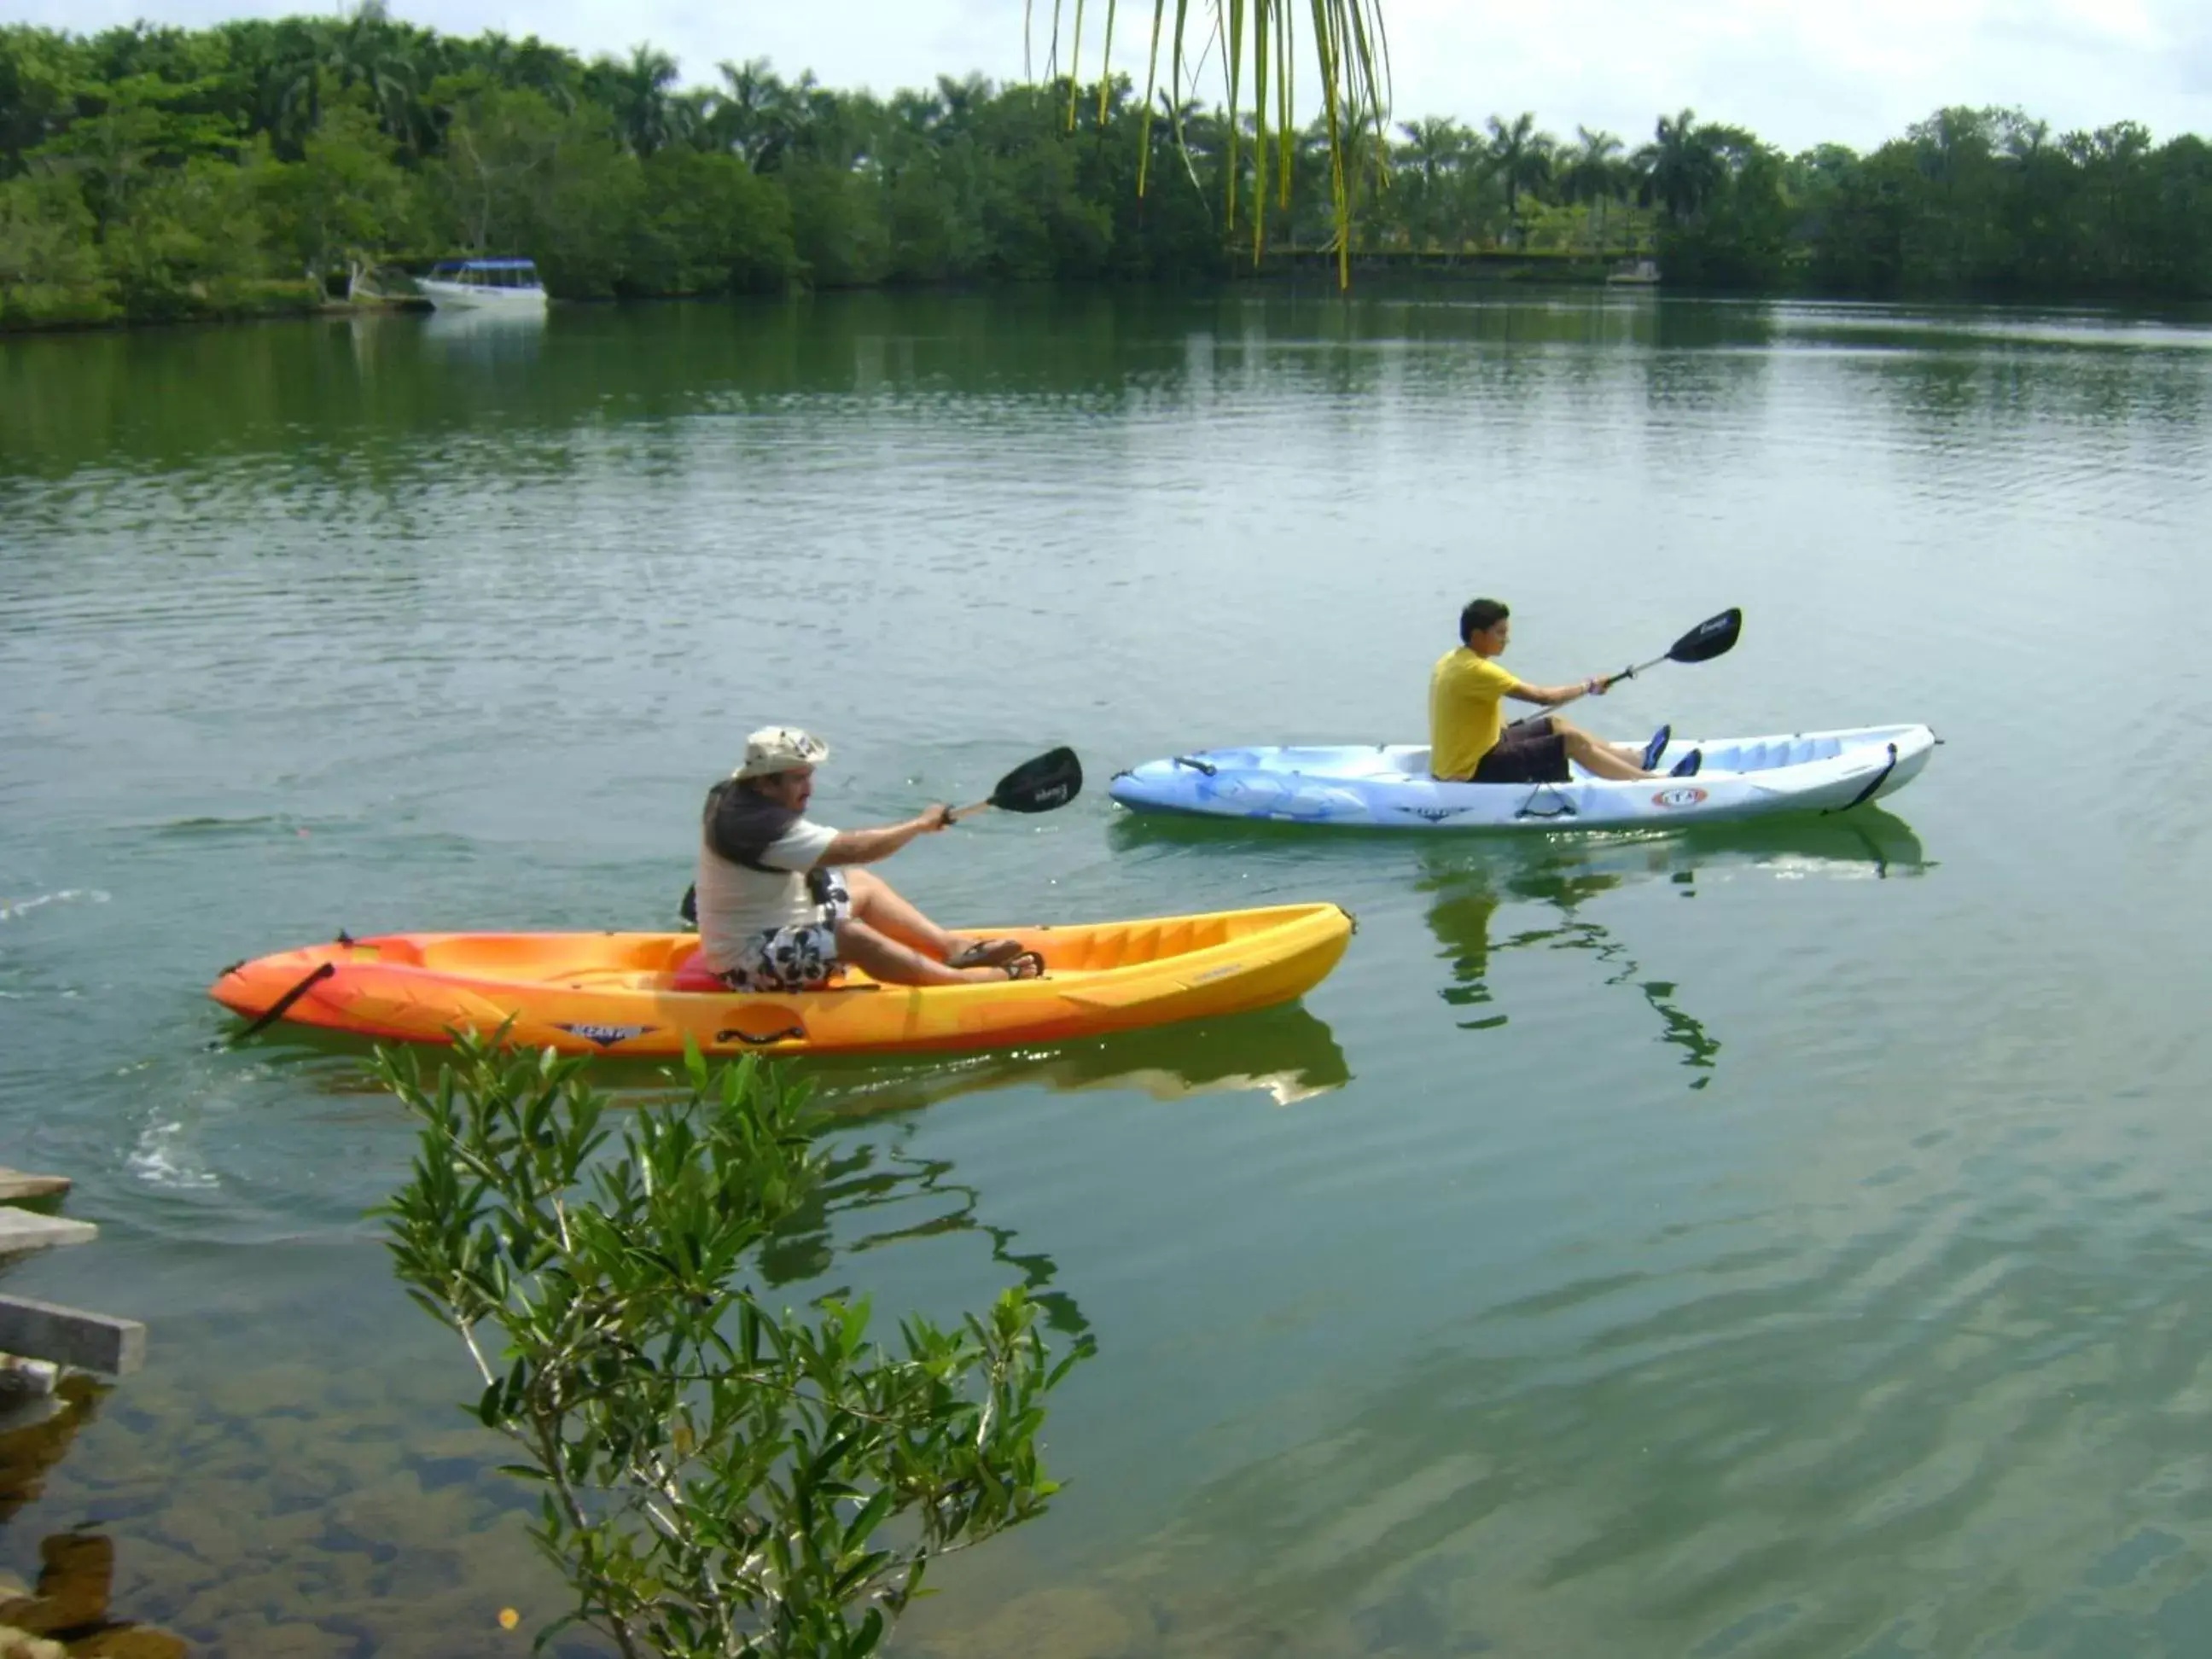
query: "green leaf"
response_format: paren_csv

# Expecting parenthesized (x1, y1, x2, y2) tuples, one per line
(384, 1034, 1089, 1654)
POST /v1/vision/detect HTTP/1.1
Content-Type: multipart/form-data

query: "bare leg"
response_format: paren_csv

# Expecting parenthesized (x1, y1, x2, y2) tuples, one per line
(834, 917, 1012, 986)
(841, 867, 956, 958)
(842, 867, 1025, 966)
(1528, 715, 1646, 774)
(1556, 721, 1660, 782)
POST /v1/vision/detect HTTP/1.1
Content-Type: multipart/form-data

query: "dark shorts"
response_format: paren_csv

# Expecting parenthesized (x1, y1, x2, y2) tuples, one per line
(1470, 716, 1569, 785)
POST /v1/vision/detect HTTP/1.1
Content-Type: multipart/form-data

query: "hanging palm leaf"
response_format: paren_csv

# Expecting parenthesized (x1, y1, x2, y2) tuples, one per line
(1040, 0, 1393, 288)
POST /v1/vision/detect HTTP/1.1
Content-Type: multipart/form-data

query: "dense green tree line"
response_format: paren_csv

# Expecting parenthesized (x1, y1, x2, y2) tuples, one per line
(3, 3, 2208, 330)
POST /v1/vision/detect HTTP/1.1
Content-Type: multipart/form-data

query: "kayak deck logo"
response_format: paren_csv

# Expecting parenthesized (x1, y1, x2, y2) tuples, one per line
(554, 1022, 656, 1048)
(1651, 786, 1708, 809)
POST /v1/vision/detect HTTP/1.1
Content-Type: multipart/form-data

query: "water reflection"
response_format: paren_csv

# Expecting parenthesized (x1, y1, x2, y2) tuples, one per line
(752, 1121, 1098, 1354)
(415, 306, 549, 365)
(221, 1001, 1348, 1359)
(16, 288, 2197, 490)
(0, 1376, 185, 1655)
(1108, 800, 1926, 880)
(804, 1003, 1351, 1116)
(1106, 806, 1926, 1100)
(1417, 811, 1926, 1091)
(699, 1005, 1348, 1355)
(1421, 847, 1720, 1085)
(1419, 840, 1722, 1087)
(0, 290, 1850, 480)
(227, 998, 1351, 1116)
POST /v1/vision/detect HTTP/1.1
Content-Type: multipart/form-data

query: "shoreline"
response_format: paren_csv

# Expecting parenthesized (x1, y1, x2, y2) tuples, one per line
(10, 270, 2212, 341)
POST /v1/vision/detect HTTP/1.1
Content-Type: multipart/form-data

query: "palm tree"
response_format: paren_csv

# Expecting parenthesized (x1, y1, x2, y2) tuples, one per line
(1398, 116, 1464, 191)
(1908, 106, 1993, 190)
(276, 3, 425, 154)
(711, 58, 780, 166)
(473, 32, 582, 111)
(1635, 108, 1720, 224)
(1563, 125, 1624, 245)
(335, 3, 423, 147)
(799, 86, 872, 172)
(1394, 116, 1465, 248)
(1485, 111, 1553, 243)
(934, 73, 991, 139)
(709, 60, 831, 171)
(888, 85, 946, 136)
(594, 44, 681, 158)
(1999, 114, 2051, 164)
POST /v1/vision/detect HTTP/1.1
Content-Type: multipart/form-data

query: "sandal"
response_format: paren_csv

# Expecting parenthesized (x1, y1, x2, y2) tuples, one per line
(946, 937, 1027, 969)
(1000, 950, 1046, 981)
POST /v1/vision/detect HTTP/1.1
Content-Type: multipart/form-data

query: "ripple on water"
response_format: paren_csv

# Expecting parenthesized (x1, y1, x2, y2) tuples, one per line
(7, 293, 2212, 1655)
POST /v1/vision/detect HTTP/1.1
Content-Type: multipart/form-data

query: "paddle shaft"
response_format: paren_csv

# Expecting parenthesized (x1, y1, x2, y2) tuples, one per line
(1603, 650, 1671, 689)
(1532, 651, 1668, 720)
(1532, 607, 1741, 718)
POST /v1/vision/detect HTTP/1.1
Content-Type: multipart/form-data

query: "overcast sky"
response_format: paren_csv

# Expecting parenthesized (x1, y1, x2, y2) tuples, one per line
(20, 0, 2212, 154)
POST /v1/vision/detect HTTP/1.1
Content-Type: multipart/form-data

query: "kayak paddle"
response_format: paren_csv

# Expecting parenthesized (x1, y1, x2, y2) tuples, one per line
(1534, 608, 1742, 736)
(948, 746, 1084, 820)
(1600, 608, 1743, 689)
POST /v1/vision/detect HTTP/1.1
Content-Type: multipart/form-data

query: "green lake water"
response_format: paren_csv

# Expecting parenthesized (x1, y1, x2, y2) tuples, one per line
(4, 288, 2212, 1656)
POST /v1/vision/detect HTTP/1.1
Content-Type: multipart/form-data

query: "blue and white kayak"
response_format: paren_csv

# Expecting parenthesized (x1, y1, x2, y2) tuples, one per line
(1108, 725, 1936, 830)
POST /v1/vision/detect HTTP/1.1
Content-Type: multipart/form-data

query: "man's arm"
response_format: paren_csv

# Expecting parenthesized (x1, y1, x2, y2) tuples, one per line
(815, 806, 953, 867)
(1505, 674, 1608, 709)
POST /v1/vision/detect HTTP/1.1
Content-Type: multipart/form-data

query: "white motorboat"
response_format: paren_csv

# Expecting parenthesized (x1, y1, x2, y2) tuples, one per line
(416, 257, 549, 311)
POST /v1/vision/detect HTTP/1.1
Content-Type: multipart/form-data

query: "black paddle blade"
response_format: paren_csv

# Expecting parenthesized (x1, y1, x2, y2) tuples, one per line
(990, 747, 1083, 813)
(1667, 608, 1743, 665)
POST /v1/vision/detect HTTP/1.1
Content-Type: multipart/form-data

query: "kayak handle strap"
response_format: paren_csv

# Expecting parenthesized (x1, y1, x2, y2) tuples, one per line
(716, 1024, 806, 1045)
(1172, 755, 1220, 777)
(1823, 742, 1900, 815)
(1515, 785, 1579, 821)
(222, 960, 338, 1049)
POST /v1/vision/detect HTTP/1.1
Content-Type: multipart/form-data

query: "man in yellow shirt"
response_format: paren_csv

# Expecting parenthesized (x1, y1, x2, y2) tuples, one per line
(1429, 598, 1699, 783)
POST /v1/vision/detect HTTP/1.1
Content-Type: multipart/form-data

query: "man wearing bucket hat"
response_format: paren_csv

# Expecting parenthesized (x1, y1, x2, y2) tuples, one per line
(691, 726, 1043, 992)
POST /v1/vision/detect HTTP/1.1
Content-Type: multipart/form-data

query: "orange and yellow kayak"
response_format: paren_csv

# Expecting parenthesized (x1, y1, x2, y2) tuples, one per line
(208, 903, 1354, 1058)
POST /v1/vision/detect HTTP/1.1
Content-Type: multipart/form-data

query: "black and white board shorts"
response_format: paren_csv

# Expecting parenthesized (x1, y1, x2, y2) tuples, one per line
(719, 872, 853, 992)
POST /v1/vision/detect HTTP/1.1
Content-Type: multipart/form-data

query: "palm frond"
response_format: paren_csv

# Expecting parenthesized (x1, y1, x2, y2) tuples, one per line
(1046, 0, 1393, 288)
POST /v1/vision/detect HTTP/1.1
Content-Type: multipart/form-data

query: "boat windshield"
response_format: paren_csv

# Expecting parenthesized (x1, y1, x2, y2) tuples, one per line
(427, 259, 542, 288)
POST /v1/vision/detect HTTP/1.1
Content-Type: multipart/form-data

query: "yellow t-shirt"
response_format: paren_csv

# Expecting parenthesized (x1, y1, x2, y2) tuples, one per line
(1429, 648, 1520, 779)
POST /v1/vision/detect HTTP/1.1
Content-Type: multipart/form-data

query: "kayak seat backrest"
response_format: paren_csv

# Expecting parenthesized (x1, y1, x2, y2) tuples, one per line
(641, 934, 707, 972)
(670, 950, 721, 992)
